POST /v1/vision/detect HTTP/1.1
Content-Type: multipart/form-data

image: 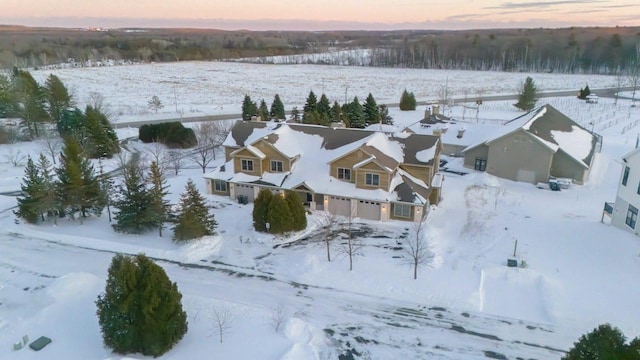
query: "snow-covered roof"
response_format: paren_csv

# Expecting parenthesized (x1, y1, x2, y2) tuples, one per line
(208, 121, 441, 204)
(461, 104, 597, 168)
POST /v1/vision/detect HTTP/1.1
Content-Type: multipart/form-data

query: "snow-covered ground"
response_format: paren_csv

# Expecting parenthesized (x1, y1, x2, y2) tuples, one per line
(0, 62, 639, 359)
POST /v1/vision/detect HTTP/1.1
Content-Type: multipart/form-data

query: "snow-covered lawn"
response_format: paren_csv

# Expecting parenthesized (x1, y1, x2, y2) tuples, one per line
(0, 62, 639, 359)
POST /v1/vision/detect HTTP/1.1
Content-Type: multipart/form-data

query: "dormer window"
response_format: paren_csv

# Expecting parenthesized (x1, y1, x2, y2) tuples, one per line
(271, 160, 283, 173)
(337, 168, 351, 181)
(241, 159, 254, 171)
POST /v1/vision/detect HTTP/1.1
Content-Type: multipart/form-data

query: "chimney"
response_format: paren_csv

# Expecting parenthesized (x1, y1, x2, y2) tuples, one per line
(433, 105, 440, 115)
(457, 128, 465, 139)
(432, 129, 442, 136)
(425, 107, 431, 118)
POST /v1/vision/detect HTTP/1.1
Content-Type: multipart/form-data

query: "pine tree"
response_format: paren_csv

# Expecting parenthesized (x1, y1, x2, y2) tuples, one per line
(399, 89, 417, 111)
(346, 96, 366, 128)
(147, 95, 163, 114)
(37, 153, 59, 224)
(147, 161, 170, 237)
(317, 94, 331, 118)
(330, 101, 342, 123)
(57, 107, 85, 138)
(515, 76, 538, 111)
(253, 189, 273, 232)
(0, 73, 18, 118)
(12, 68, 49, 138)
(15, 156, 45, 224)
(241, 95, 257, 120)
(378, 104, 394, 125)
(285, 191, 307, 231)
(173, 179, 216, 241)
(56, 137, 102, 222)
(44, 74, 73, 125)
(85, 106, 119, 158)
(113, 161, 154, 234)
(267, 194, 292, 233)
(303, 90, 318, 114)
(363, 93, 380, 125)
(258, 99, 270, 121)
(562, 324, 630, 360)
(96, 253, 188, 357)
(578, 85, 591, 100)
(270, 94, 285, 120)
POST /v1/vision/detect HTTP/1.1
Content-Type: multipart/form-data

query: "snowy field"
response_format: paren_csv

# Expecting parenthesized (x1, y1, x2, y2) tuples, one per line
(0, 62, 639, 359)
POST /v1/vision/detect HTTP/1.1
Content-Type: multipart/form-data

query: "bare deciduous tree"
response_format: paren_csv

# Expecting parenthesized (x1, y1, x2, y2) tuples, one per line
(270, 305, 288, 333)
(212, 305, 235, 343)
(167, 150, 184, 176)
(319, 211, 337, 262)
(339, 209, 363, 271)
(5, 149, 26, 167)
(402, 215, 434, 280)
(146, 141, 166, 171)
(41, 129, 61, 165)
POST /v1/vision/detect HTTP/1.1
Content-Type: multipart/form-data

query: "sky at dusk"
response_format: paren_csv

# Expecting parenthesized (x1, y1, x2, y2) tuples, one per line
(2, 0, 639, 30)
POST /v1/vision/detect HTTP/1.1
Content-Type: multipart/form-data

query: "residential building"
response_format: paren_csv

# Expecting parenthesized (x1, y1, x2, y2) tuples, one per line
(610, 148, 640, 235)
(204, 121, 443, 222)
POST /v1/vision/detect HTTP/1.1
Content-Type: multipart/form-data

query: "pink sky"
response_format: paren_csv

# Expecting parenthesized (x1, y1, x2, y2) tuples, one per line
(2, 0, 639, 30)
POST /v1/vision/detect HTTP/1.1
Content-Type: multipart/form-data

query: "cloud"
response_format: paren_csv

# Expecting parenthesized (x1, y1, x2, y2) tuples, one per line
(488, 0, 604, 10)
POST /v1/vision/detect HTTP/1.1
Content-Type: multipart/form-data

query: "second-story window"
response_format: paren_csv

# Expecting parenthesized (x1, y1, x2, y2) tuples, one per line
(337, 168, 351, 181)
(241, 159, 254, 171)
(365, 173, 380, 186)
(623, 166, 630, 186)
(271, 160, 283, 172)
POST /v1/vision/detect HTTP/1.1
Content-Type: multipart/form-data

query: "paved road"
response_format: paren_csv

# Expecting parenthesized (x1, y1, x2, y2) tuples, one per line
(113, 86, 637, 129)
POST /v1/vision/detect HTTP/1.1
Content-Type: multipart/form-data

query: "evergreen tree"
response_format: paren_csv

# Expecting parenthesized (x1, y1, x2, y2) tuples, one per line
(258, 99, 270, 121)
(96, 253, 188, 357)
(378, 104, 394, 125)
(562, 324, 632, 360)
(363, 93, 380, 125)
(290, 106, 301, 122)
(253, 189, 273, 232)
(113, 161, 154, 234)
(57, 107, 85, 138)
(85, 106, 119, 158)
(147, 95, 163, 114)
(515, 76, 538, 111)
(97, 160, 114, 223)
(44, 74, 73, 125)
(0, 73, 18, 118)
(56, 137, 102, 222)
(270, 94, 285, 120)
(11, 68, 49, 138)
(317, 94, 331, 119)
(578, 85, 592, 100)
(147, 161, 170, 237)
(399, 89, 417, 111)
(303, 90, 318, 114)
(267, 194, 292, 233)
(173, 179, 216, 241)
(285, 191, 307, 231)
(346, 96, 366, 128)
(15, 156, 44, 224)
(37, 153, 59, 224)
(241, 95, 257, 121)
(330, 101, 342, 123)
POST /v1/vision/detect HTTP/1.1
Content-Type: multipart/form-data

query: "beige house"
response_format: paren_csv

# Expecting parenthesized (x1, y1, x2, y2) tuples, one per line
(204, 121, 443, 222)
(461, 104, 599, 184)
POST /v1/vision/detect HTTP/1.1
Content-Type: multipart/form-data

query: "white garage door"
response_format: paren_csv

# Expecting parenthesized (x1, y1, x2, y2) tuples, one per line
(328, 196, 351, 217)
(516, 170, 536, 184)
(357, 200, 381, 221)
(235, 184, 255, 202)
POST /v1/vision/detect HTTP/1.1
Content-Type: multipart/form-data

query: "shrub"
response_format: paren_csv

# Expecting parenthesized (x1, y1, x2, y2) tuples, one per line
(139, 122, 197, 148)
(562, 324, 638, 360)
(253, 189, 273, 232)
(96, 254, 188, 357)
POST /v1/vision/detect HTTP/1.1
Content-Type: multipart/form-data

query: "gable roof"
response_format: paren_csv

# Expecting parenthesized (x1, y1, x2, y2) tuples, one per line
(462, 104, 597, 168)
(210, 121, 441, 205)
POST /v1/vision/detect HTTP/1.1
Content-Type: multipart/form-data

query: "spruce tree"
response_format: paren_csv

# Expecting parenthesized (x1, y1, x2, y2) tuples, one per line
(56, 137, 102, 222)
(0, 73, 18, 118)
(37, 154, 59, 224)
(379, 104, 394, 125)
(363, 93, 380, 125)
(515, 76, 538, 111)
(330, 101, 342, 123)
(85, 105, 119, 158)
(258, 99, 270, 121)
(147, 161, 170, 237)
(173, 179, 216, 241)
(113, 161, 154, 234)
(267, 194, 292, 233)
(562, 324, 630, 360)
(96, 253, 188, 357)
(399, 89, 416, 111)
(15, 156, 45, 224)
(253, 189, 273, 232)
(241, 95, 257, 120)
(285, 191, 307, 231)
(346, 96, 366, 128)
(317, 94, 331, 118)
(270, 94, 285, 120)
(11, 68, 49, 138)
(57, 107, 85, 138)
(44, 74, 73, 125)
(303, 90, 318, 114)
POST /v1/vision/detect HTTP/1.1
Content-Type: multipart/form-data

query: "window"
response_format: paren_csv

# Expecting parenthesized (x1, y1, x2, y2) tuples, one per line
(394, 204, 411, 218)
(626, 205, 638, 229)
(241, 159, 254, 171)
(365, 173, 380, 186)
(337, 168, 351, 181)
(271, 160, 283, 172)
(637, 181, 640, 195)
(213, 179, 227, 192)
(475, 158, 487, 171)
(623, 166, 630, 186)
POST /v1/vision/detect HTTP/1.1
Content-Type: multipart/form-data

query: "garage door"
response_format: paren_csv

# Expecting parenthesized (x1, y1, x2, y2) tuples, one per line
(235, 184, 255, 202)
(328, 196, 351, 217)
(357, 200, 381, 221)
(516, 170, 536, 184)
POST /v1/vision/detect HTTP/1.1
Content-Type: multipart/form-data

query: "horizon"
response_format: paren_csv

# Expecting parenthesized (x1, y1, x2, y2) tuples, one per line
(3, 0, 640, 31)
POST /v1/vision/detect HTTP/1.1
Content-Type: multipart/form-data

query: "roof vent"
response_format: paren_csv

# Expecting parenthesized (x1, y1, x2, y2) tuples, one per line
(220, 165, 226, 172)
(457, 129, 465, 139)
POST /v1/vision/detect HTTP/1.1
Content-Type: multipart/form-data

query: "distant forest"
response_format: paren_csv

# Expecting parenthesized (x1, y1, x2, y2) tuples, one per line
(0, 25, 639, 74)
